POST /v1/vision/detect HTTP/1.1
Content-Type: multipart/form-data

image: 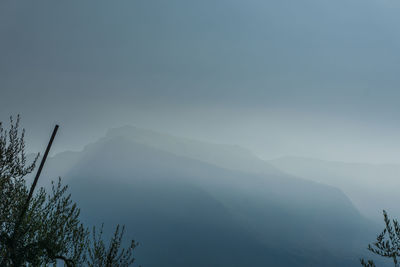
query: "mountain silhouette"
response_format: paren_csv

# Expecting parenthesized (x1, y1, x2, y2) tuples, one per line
(40, 127, 382, 266)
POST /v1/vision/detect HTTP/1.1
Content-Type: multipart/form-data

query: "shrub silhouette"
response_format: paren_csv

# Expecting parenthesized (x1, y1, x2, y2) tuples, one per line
(361, 210, 400, 267)
(0, 116, 138, 266)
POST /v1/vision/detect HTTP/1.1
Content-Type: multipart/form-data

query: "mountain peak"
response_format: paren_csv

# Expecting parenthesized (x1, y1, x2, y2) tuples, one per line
(101, 125, 280, 176)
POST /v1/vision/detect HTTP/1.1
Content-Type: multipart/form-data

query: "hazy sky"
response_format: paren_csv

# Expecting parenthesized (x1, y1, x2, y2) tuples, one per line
(1, 0, 400, 163)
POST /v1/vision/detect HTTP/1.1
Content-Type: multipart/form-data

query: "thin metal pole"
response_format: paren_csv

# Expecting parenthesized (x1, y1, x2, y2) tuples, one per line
(24, 124, 59, 208)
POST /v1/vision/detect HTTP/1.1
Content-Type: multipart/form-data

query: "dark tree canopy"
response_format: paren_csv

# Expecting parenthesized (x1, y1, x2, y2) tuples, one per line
(0, 116, 138, 266)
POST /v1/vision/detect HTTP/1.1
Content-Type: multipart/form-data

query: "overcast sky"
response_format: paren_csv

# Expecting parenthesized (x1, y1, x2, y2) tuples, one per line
(1, 0, 400, 163)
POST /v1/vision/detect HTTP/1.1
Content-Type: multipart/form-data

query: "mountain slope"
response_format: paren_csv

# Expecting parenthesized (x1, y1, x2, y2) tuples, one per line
(104, 125, 282, 176)
(36, 128, 383, 266)
(270, 156, 400, 222)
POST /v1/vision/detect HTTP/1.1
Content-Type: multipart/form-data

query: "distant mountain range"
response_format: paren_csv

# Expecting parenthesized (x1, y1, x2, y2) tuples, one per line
(269, 156, 400, 223)
(37, 126, 386, 266)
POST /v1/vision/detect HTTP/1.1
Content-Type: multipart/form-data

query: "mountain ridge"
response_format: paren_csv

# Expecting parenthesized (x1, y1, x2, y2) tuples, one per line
(269, 156, 400, 222)
(35, 126, 383, 266)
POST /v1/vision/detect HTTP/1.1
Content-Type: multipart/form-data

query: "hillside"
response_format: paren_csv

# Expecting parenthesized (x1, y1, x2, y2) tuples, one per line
(37, 127, 383, 266)
(270, 156, 400, 222)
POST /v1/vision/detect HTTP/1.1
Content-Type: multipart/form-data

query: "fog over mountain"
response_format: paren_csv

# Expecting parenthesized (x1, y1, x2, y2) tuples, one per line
(35, 126, 386, 266)
(270, 156, 400, 223)
(2, 0, 400, 265)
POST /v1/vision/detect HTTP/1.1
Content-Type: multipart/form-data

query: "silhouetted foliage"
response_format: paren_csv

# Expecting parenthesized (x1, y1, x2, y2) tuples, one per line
(0, 116, 138, 266)
(88, 224, 137, 267)
(361, 210, 400, 267)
